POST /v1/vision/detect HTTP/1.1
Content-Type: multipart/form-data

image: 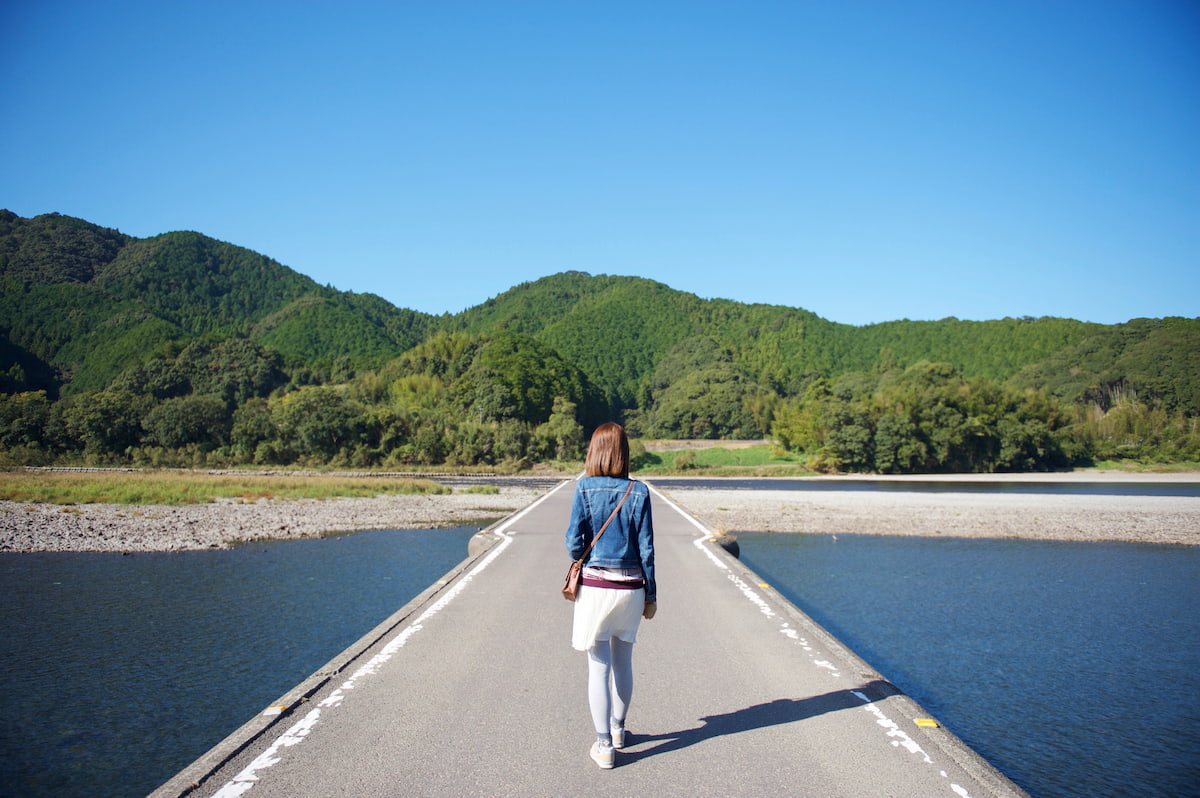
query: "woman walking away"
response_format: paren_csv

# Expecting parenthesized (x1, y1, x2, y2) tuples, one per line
(566, 422, 656, 770)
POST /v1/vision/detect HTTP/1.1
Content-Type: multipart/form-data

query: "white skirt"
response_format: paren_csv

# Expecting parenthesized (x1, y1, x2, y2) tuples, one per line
(571, 584, 645, 651)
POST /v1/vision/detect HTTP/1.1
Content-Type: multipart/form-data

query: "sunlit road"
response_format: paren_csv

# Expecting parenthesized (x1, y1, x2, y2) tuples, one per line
(157, 479, 1027, 798)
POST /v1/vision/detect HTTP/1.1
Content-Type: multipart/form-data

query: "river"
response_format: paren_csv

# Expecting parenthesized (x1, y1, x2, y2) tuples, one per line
(1, 481, 1197, 797)
(0, 526, 478, 797)
(735, 531, 1200, 798)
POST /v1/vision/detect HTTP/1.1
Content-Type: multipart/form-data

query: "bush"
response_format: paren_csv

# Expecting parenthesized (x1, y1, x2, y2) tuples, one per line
(673, 450, 698, 470)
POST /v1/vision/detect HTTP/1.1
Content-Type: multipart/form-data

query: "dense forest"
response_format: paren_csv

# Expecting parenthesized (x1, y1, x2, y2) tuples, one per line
(2, 210, 1197, 472)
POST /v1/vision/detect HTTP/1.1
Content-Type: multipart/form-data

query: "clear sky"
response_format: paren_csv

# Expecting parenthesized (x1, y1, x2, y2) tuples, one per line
(2, 1, 1197, 326)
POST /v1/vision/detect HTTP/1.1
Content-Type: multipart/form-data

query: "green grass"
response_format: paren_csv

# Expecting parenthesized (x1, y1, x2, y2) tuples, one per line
(1085, 460, 1200, 473)
(689, 445, 797, 467)
(0, 470, 450, 505)
(633, 444, 815, 476)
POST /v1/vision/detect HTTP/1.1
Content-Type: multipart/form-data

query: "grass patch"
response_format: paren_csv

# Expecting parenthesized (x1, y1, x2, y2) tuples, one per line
(0, 470, 450, 506)
(689, 445, 795, 467)
(1085, 460, 1200, 473)
(459, 485, 500, 495)
(633, 444, 814, 476)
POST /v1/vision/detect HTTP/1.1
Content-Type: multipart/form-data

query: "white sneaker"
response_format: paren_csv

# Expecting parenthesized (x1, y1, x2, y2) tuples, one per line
(590, 740, 615, 769)
(611, 724, 626, 749)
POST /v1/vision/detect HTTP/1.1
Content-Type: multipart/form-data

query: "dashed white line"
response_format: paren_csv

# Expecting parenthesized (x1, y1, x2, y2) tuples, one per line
(652, 483, 979, 798)
(210, 480, 571, 797)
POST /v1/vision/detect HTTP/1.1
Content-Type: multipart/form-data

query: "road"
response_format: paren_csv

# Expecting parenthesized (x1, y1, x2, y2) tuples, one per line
(155, 478, 1028, 797)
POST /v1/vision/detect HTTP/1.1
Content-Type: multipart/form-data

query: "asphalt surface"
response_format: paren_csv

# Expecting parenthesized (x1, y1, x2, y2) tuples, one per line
(157, 479, 1029, 798)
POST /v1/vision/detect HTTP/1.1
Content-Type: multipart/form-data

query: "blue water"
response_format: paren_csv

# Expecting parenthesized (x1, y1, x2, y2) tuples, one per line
(0, 527, 477, 798)
(737, 533, 1200, 798)
(2, 481, 1198, 798)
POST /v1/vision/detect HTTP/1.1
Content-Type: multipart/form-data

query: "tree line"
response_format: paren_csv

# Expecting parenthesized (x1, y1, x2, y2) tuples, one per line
(2, 332, 1196, 472)
(2, 210, 1198, 472)
(0, 333, 601, 469)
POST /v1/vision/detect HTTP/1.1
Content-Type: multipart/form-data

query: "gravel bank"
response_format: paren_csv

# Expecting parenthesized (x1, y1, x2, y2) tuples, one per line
(0, 488, 544, 553)
(659, 477, 1200, 546)
(5, 473, 1198, 552)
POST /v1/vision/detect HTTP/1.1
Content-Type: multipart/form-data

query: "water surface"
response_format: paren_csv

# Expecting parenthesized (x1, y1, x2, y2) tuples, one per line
(737, 532, 1200, 798)
(4, 479, 1198, 798)
(0, 526, 477, 797)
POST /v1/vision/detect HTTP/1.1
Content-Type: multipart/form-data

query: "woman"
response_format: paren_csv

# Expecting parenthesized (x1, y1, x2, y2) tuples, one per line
(565, 422, 656, 769)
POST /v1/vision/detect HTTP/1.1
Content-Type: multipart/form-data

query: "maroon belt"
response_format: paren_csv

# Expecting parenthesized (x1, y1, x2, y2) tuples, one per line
(581, 576, 645, 590)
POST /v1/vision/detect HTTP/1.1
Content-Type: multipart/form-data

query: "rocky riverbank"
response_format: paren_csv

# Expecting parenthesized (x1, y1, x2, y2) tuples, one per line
(660, 473, 1200, 546)
(0, 488, 545, 553)
(4, 473, 1198, 552)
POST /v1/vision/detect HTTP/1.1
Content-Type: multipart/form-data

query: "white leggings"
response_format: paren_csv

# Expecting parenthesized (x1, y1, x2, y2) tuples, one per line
(587, 637, 634, 735)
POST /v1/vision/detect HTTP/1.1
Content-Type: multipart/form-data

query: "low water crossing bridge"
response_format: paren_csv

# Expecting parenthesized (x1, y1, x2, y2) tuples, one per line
(154, 479, 1028, 797)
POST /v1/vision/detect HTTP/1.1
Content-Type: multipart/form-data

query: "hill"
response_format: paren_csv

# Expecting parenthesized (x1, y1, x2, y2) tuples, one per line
(1, 209, 1196, 471)
(451, 272, 1113, 406)
(0, 210, 434, 395)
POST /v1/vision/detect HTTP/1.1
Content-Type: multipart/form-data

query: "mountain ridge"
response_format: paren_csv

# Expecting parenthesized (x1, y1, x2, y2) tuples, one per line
(2, 209, 1195, 418)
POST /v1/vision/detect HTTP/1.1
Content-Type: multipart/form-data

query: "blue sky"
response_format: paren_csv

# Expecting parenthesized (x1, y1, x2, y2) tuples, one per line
(3, 1, 1197, 326)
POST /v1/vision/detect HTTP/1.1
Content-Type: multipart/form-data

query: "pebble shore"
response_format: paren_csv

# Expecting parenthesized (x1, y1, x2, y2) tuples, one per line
(3, 473, 1197, 552)
(660, 472, 1200, 546)
(0, 489, 545, 553)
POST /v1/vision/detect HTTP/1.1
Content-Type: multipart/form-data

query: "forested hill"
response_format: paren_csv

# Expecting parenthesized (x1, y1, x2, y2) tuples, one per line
(0, 210, 436, 394)
(451, 272, 1114, 407)
(2, 210, 1197, 471)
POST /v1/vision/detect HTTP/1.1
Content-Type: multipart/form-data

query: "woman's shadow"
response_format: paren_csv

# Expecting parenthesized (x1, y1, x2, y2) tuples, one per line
(621, 680, 898, 762)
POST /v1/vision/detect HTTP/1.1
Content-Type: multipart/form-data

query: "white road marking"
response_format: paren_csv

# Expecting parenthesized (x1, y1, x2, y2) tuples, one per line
(210, 480, 572, 797)
(654, 482, 980, 798)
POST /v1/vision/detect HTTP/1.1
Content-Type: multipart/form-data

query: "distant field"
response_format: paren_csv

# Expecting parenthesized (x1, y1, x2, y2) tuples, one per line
(641, 439, 772, 451)
(1087, 460, 1200, 473)
(0, 471, 449, 506)
(634, 444, 814, 476)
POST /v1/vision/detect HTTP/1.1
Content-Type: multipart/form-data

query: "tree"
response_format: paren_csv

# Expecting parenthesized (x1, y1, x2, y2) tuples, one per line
(0, 390, 50, 448)
(446, 422, 495, 466)
(231, 397, 275, 458)
(535, 397, 585, 460)
(142, 394, 230, 450)
(826, 406, 874, 472)
(640, 337, 768, 439)
(176, 338, 286, 405)
(771, 380, 832, 454)
(494, 419, 531, 463)
(873, 412, 925, 474)
(271, 386, 362, 459)
(62, 391, 148, 455)
(470, 332, 599, 425)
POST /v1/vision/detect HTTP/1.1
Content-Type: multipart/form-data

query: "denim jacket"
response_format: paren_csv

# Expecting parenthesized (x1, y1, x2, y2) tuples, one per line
(565, 476, 656, 602)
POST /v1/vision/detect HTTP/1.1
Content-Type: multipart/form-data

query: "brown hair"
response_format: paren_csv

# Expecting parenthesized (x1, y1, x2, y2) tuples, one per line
(584, 422, 630, 478)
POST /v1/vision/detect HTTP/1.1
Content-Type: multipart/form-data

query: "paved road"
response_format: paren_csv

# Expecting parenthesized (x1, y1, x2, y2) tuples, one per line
(157, 479, 1028, 797)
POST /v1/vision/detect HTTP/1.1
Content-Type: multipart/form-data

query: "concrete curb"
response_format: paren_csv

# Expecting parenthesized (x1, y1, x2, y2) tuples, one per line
(148, 526, 506, 798)
(653, 485, 1031, 798)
